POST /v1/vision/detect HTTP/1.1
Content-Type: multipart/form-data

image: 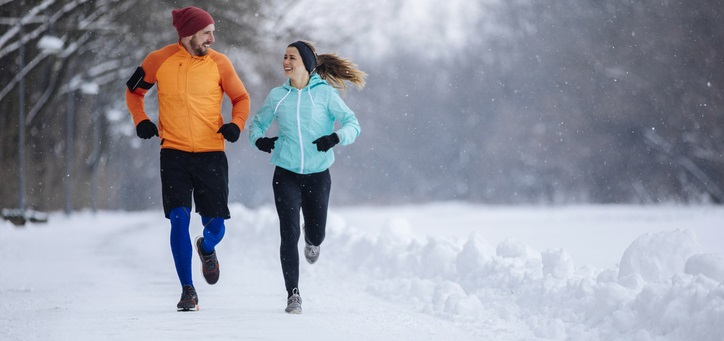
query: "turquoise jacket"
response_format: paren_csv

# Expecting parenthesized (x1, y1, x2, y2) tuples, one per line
(248, 74, 361, 174)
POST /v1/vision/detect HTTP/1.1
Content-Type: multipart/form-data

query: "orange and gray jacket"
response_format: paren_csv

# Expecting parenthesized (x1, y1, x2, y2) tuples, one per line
(126, 42, 250, 152)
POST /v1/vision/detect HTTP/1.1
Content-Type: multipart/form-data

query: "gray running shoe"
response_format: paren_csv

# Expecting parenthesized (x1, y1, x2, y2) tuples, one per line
(285, 288, 302, 314)
(304, 243, 320, 264)
(302, 224, 320, 264)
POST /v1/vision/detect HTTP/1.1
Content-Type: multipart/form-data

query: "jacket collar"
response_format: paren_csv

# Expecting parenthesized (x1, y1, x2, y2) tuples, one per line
(176, 41, 210, 59)
(283, 73, 326, 91)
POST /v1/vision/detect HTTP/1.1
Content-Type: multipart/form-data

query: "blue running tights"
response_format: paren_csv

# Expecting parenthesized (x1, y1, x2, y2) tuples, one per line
(169, 206, 225, 287)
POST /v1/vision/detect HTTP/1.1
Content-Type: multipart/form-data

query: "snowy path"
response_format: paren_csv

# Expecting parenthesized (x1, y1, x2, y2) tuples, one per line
(2, 204, 724, 340)
(1, 209, 481, 340)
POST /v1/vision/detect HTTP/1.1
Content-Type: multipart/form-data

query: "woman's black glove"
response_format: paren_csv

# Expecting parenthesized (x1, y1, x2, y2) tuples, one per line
(136, 119, 158, 139)
(255, 136, 278, 153)
(312, 133, 339, 152)
(217, 123, 240, 142)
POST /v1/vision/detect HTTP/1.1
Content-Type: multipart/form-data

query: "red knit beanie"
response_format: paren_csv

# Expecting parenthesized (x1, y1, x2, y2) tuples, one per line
(171, 6, 214, 38)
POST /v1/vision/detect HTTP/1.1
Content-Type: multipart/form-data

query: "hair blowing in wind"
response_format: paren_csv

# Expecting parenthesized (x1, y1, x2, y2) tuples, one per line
(304, 41, 367, 92)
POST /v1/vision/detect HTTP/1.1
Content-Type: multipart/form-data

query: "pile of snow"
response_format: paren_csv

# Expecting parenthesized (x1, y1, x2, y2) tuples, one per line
(228, 204, 724, 340)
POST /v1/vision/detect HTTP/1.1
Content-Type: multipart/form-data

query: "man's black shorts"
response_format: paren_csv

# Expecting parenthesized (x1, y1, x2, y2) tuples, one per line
(160, 149, 230, 219)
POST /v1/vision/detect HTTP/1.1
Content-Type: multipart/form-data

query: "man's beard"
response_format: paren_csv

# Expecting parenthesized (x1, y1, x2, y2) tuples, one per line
(190, 36, 210, 56)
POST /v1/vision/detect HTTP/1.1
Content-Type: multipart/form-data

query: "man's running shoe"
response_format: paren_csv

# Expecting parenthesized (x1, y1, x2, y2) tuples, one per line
(195, 236, 220, 284)
(177, 285, 198, 311)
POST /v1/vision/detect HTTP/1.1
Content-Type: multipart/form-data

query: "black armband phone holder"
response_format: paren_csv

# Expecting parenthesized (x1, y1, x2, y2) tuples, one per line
(126, 66, 154, 91)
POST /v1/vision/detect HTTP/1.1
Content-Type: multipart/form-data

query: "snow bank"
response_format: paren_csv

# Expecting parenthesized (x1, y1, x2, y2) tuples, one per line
(618, 229, 702, 283)
(685, 253, 724, 282)
(228, 205, 724, 340)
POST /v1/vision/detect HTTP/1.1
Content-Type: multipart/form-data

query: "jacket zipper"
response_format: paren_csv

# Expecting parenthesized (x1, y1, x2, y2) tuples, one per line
(179, 59, 194, 151)
(296, 90, 304, 173)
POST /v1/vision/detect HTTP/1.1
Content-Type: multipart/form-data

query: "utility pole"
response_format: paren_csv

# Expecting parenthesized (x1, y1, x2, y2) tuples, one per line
(18, 19, 26, 215)
(64, 81, 75, 215)
(2, 17, 53, 226)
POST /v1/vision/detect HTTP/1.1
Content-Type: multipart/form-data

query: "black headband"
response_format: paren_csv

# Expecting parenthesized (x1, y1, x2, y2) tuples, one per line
(289, 41, 317, 74)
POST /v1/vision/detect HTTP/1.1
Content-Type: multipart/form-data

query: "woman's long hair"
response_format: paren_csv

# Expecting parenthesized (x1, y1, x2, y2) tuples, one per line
(302, 40, 367, 92)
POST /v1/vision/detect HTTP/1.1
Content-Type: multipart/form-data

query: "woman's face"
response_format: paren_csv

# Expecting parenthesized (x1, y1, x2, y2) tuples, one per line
(283, 46, 307, 79)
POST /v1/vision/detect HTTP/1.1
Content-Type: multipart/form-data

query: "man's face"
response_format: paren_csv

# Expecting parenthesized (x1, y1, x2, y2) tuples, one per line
(188, 24, 215, 56)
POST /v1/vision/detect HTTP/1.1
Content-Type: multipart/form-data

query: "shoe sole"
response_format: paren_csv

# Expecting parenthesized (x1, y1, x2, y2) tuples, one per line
(177, 305, 199, 312)
(285, 308, 302, 314)
(305, 246, 319, 264)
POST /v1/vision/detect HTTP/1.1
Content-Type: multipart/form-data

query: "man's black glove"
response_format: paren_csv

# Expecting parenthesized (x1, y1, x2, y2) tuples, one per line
(255, 136, 278, 153)
(312, 133, 339, 152)
(136, 119, 158, 139)
(217, 123, 240, 142)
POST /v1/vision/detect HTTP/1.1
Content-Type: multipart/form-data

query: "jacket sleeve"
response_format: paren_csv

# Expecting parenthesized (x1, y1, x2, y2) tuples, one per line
(216, 54, 250, 130)
(125, 49, 167, 126)
(125, 63, 157, 126)
(328, 90, 361, 146)
(248, 93, 276, 145)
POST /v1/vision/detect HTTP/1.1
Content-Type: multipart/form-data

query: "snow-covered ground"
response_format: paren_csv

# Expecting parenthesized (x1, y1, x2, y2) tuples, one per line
(1, 203, 723, 340)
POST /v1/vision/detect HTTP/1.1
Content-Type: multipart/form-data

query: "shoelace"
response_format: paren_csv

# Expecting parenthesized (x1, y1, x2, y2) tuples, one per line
(289, 288, 302, 304)
(307, 245, 318, 256)
(181, 287, 197, 300)
(202, 252, 217, 271)
(288, 295, 301, 304)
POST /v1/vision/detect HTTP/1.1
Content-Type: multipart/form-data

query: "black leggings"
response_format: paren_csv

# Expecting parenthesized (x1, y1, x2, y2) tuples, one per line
(272, 166, 331, 298)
